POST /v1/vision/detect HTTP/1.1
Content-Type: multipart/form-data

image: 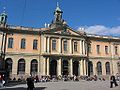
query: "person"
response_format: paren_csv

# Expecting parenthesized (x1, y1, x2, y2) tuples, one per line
(26, 76, 35, 90)
(110, 75, 118, 88)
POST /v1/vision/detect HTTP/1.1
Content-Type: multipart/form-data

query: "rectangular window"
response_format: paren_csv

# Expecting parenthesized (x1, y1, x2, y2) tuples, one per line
(96, 45, 100, 54)
(8, 38, 13, 48)
(74, 42, 78, 52)
(21, 38, 26, 49)
(88, 44, 91, 53)
(105, 46, 109, 54)
(64, 41, 67, 51)
(52, 39, 56, 50)
(33, 39, 38, 50)
(115, 46, 118, 55)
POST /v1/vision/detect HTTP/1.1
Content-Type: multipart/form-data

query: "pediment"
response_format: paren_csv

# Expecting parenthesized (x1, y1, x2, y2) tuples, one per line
(43, 27, 81, 36)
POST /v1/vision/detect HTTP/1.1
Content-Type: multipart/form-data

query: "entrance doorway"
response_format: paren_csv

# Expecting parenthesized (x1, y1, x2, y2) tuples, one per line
(50, 60, 57, 76)
(62, 60, 68, 75)
(73, 61, 79, 76)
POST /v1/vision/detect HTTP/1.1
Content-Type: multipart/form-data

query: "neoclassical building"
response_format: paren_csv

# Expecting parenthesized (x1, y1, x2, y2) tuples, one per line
(0, 5, 120, 79)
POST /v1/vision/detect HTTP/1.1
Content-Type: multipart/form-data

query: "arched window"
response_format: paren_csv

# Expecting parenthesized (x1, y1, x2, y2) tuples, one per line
(105, 62, 110, 75)
(18, 59, 25, 74)
(5, 58, 13, 73)
(30, 59, 38, 76)
(88, 61, 93, 75)
(97, 62, 102, 75)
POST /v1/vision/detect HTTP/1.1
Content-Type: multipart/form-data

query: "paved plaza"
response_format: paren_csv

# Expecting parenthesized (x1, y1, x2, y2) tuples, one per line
(0, 80, 120, 90)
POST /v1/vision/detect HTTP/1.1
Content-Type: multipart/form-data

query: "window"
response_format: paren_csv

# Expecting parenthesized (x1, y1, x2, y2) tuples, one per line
(88, 61, 93, 75)
(74, 42, 78, 52)
(115, 46, 118, 55)
(17, 59, 25, 74)
(63, 40, 67, 51)
(97, 62, 102, 75)
(31, 59, 38, 75)
(88, 44, 92, 53)
(5, 58, 13, 73)
(105, 46, 109, 54)
(96, 45, 100, 54)
(105, 62, 110, 75)
(52, 39, 56, 50)
(21, 38, 26, 49)
(33, 39, 38, 50)
(8, 38, 13, 48)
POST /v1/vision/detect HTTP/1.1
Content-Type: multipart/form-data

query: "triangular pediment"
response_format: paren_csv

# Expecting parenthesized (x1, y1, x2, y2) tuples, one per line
(43, 27, 82, 36)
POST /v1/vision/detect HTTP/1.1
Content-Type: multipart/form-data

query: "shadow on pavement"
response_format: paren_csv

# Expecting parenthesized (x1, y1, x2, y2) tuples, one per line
(2, 87, 46, 90)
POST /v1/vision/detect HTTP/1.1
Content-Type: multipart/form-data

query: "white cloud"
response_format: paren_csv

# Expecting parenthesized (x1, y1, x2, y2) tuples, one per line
(117, 17, 120, 21)
(78, 25, 120, 37)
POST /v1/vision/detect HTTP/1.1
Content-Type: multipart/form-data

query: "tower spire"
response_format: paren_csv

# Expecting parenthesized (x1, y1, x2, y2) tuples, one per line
(57, 2, 59, 7)
(0, 6, 7, 26)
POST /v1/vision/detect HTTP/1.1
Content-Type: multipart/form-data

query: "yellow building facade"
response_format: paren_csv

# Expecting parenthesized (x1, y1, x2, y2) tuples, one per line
(0, 5, 120, 80)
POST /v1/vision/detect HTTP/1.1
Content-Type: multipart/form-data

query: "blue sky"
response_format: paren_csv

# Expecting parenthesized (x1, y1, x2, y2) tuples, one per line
(0, 0, 120, 36)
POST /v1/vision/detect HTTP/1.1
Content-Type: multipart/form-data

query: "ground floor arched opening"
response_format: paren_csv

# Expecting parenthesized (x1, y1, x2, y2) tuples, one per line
(73, 61, 79, 76)
(88, 61, 93, 76)
(50, 60, 57, 76)
(62, 60, 68, 76)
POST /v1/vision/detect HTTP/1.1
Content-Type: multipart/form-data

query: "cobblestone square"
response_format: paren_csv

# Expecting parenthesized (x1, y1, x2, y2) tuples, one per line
(0, 81, 120, 90)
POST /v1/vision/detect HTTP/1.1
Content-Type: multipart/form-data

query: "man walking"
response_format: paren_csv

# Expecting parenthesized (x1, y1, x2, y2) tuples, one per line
(110, 75, 118, 88)
(26, 76, 35, 90)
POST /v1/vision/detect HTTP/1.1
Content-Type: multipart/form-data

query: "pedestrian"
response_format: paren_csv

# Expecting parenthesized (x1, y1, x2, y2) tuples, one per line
(110, 75, 118, 88)
(26, 76, 35, 90)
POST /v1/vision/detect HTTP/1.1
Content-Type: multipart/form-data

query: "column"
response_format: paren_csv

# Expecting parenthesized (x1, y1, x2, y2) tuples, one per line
(59, 38, 62, 53)
(79, 60, 84, 75)
(79, 40, 82, 54)
(69, 58, 73, 76)
(46, 57, 50, 75)
(42, 57, 46, 75)
(69, 39, 73, 54)
(83, 40, 85, 55)
(44, 37, 47, 52)
(86, 61, 88, 76)
(102, 62, 106, 75)
(83, 59, 86, 75)
(57, 58, 62, 76)
(12, 58, 18, 75)
(93, 62, 97, 75)
(25, 59, 31, 76)
(47, 37, 50, 53)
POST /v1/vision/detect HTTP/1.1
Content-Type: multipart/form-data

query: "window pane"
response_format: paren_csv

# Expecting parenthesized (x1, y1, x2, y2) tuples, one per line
(74, 42, 77, 52)
(21, 39, 26, 49)
(33, 39, 38, 49)
(106, 62, 110, 75)
(115, 46, 118, 55)
(18, 59, 25, 74)
(64, 41, 67, 51)
(97, 45, 100, 54)
(8, 38, 13, 48)
(97, 62, 102, 75)
(52, 40, 56, 50)
(105, 46, 108, 54)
